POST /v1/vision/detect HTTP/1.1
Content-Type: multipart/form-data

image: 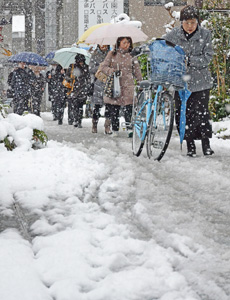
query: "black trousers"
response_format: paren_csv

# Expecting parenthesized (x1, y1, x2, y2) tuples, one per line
(56, 96, 66, 121)
(92, 104, 102, 121)
(93, 104, 110, 121)
(106, 104, 133, 131)
(13, 95, 30, 115)
(31, 95, 42, 116)
(67, 97, 74, 123)
(70, 98, 86, 124)
(175, 89, 212, 141)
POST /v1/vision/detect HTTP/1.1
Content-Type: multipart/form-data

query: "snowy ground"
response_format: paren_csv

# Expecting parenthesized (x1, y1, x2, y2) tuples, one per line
(1, 110, 230, 300)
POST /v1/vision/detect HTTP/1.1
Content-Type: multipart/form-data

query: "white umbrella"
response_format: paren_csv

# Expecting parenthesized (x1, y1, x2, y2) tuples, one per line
(53, 47, 91, 68)
(85, 23, 148, 45)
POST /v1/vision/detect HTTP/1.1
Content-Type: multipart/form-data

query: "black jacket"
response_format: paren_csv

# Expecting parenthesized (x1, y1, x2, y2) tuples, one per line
(46, 65, 66, 100)
(66, 62, 91, 101)
(11, 67, 33, 99)
(31, 73, 46, 99)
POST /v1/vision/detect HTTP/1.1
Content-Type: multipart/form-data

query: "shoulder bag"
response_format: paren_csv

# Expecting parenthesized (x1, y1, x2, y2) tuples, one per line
(63, 64, 76, 95)
(104, 64, 121, 99)
(95, 63, 108, 83)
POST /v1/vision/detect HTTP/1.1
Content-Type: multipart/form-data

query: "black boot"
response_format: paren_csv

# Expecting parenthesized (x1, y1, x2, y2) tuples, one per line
(78, 120, 82, 128)
(186, 140, 196, 157)
(58, 119, 63, 125)
(74, 120, 82, 128)
(202, 138, 214, 156)
(92, 119, 98, 133)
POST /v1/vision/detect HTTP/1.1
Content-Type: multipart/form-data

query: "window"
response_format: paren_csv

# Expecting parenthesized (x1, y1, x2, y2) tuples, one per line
(144, 0, 186, 6)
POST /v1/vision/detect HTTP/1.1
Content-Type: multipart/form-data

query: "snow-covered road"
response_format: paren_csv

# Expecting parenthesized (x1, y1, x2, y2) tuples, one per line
(1, 112, 230, 300)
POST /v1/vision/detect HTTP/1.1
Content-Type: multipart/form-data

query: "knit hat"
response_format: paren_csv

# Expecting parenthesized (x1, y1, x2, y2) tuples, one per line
(75, 53, 85, 64)
(180, 5, 199, 22)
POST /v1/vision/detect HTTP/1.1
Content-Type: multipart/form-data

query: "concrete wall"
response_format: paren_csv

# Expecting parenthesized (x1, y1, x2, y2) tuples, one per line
(62, 0, 78, 47)
(0, 21, 12, 100)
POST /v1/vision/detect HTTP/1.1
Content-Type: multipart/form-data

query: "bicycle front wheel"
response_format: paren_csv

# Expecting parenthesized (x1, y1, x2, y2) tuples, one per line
(146, 92, 174, 161)
(132, 91, 146, 156)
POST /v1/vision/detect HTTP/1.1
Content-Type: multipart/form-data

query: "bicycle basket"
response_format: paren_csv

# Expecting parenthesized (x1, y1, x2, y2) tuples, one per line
(149, 39, 186, 90)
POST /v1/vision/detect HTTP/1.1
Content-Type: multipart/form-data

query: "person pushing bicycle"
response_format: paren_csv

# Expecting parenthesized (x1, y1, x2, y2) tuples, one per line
(164, 5, 214, 157)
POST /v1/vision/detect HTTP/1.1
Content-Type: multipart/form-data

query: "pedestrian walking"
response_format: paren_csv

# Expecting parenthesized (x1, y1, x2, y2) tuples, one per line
(89, 44, 110, 133)
(65, 54, 91, 128)
(164, 5, 214, 157)
(46, 64, 59, 121)
(30, 66, 46, 116)
(7, 69, 15, 97)
(10, 62, 33, 115)
(100, 37, 142, 137)
(52, 64, 67, 125)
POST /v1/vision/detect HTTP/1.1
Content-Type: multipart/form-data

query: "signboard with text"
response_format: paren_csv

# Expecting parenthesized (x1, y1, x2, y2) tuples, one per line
(78, 0, 124, 39)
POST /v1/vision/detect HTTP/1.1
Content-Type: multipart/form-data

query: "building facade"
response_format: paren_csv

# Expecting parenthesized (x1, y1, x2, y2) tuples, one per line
(129, 0, 187, 39)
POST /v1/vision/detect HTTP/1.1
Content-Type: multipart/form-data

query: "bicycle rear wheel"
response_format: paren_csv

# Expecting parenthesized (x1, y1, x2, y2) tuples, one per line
(146, 92, 174, 161)
(132, 91, 146, 156)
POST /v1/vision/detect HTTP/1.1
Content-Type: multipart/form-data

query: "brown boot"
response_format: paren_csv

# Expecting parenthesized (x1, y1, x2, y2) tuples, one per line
(104, 118, 112, 135)
(92, 119, 98, 133)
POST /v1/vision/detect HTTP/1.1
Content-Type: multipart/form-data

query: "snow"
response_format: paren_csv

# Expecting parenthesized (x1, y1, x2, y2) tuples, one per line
(0, 113, 44, 151)
(165, 2, 174, 9)
(111, 13, 142, 29)
(0, 111, 230, 300)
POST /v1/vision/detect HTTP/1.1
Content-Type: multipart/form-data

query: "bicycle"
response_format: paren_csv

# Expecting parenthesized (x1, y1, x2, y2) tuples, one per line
(132, 39, 186, 161)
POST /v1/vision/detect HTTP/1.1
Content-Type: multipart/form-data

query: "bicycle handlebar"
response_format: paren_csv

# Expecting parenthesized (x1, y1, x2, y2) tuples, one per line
(131, 45, 150, 58)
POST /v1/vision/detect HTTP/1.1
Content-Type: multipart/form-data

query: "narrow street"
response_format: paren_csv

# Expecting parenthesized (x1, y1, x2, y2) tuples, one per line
(1, 112, 230, 300)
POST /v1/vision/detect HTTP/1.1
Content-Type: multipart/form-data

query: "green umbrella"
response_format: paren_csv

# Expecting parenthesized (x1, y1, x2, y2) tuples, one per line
(53, 47, 91, 68)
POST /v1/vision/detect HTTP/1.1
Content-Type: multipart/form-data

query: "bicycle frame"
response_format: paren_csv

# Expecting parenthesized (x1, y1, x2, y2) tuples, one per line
(153, 85, 163, 128)
(134, 84, 168, 141)
(134, 89, 152, 142)
(132, 45, 176, 160)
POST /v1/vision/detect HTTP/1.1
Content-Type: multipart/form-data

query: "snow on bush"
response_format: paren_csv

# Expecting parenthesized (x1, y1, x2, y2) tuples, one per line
(212, 117, 230, 139)
(0, 113, 47, 151)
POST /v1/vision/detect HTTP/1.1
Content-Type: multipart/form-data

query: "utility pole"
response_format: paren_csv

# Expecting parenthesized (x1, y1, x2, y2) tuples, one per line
(24, 0, 33, 52)
(45, 0, 57, 54)
(35, 0, 45, 55)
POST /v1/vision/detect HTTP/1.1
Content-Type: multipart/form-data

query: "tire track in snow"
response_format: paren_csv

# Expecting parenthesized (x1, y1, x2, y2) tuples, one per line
(10, 195, 55, 300)
(43, 117, 230, 299)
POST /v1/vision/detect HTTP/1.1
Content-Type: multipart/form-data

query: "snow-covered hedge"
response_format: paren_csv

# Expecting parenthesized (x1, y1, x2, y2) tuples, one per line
(212, 117, 230, 139)
(0, 110, 48, 151)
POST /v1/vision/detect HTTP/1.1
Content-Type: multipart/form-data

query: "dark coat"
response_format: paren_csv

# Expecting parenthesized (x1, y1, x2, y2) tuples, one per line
(7, 71, 15, 98)
(89, 46, 110, 106)
(31, 73, 46, 100)
(100, 49, 142, 106)
(47, 65, 66, 100)
(46, 68, 57, 101)
(11, 67, 33, 99)
(66, 62, 91, 102)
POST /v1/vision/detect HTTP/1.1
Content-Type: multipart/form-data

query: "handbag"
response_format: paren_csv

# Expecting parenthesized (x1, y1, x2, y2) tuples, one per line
(63, 64, 75, 95)
(104, 64, 121, 99)
(95, 63, 108, 83)
(62, 79, 72, 89)
(104, 73, 114, 98)
(113, 67, 121, 98)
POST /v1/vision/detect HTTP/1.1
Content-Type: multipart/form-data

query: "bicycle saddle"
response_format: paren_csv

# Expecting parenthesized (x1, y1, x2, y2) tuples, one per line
(139, 80, 151, 89)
